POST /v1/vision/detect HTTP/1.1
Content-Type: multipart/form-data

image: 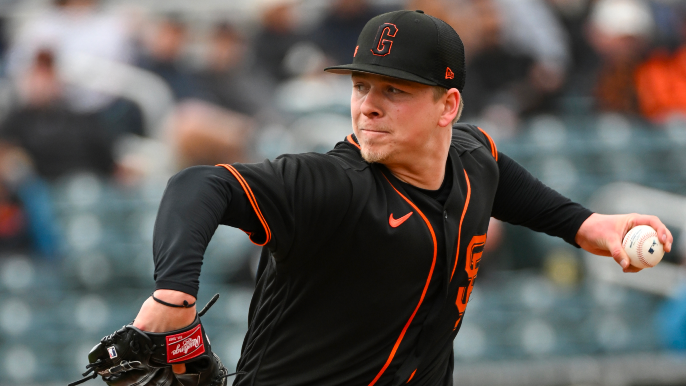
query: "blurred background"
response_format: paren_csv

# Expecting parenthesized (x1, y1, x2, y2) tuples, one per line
(0, 0, 684, 385)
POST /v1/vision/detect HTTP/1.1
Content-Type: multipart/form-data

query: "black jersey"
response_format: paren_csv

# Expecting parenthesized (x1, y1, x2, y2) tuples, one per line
(152, 124, 592, 386)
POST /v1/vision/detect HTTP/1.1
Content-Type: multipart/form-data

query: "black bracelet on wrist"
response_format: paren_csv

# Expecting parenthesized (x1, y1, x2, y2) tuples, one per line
(151, 292, 196, 308)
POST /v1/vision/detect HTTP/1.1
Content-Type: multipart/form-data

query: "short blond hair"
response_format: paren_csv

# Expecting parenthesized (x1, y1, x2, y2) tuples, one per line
(432, 86, 463, 124)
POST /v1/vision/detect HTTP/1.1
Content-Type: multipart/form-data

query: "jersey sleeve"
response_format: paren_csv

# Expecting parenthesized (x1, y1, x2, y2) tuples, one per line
(222, 153, 354, 261)
(153, 165, 264, 297)
(153, 154, 354, 297)
(491, 153, 593, 247)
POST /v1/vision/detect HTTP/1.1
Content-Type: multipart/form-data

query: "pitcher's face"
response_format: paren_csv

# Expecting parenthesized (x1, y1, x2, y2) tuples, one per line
(350, 72, 445, 164)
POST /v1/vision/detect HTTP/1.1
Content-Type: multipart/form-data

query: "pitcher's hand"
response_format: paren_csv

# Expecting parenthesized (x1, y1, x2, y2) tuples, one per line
(575, 213, 672, 273)
(133, 289, 197, 374)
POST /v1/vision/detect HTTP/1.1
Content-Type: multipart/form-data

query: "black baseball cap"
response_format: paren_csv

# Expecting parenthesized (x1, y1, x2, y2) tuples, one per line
(324, 10, 466, 92)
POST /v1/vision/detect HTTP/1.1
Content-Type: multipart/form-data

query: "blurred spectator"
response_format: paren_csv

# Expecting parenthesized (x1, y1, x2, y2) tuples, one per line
(310, 0, 383, 65)
(137, 17, 255, 169)
(584, 0, 654, 115)
(634, 3, 686, 123)
(137, 15, 203, 101)
(0, 49, 115, 180)
(196, 23, 274, 120)
(406, 0, 482, 57)
(458, 0, 539, 128)
(0, 145, 59, 258)
(0, 16, 9, 68)
(495, 0, 570, 74)
(0, 176, 32, 255)
(6, 0, 135, 112)
(461, 0, 532, 114)
(165, 23, 262, 169)
(411, 0, 566, 134)
(635, 45, 686, 123)
(170, 101, 255, 168)
(6, 0, 144, 141)
(545, 0, 597, 94)
(253, 0, 305, 83)
(649, 0, 685, 50)
(96, 97, 145, 139)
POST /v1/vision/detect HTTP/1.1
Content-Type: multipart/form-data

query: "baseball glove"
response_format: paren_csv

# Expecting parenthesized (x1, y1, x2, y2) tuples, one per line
(69, 294, 238, 386)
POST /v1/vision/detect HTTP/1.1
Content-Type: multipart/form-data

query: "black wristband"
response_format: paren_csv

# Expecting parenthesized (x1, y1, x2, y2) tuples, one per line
(151, 292, 196, 308)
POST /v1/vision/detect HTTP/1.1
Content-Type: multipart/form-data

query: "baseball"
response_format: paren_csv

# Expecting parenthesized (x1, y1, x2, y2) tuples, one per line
(622, 225, 664, 268)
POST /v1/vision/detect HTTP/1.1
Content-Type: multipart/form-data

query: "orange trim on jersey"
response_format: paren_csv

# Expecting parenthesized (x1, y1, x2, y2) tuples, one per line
(477, 127, 498, 161)
(217, 164, 272, 246)
(346, 134, 361, 149)
(450, 170, 472, 282)
(368, 173, 438, 386)
(407, 369, 417, 383)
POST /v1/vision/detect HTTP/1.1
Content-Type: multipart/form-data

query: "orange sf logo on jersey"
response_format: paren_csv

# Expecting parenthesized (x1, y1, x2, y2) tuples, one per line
(454, 234, 486, 329)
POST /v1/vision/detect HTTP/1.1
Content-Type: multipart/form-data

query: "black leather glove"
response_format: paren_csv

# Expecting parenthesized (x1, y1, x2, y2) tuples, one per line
(69, 294, 232, 386)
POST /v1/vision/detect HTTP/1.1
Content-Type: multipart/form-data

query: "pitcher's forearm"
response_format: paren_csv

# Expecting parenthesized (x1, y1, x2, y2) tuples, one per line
(132, 290, 197, 375)
(132, 290, 197, 332)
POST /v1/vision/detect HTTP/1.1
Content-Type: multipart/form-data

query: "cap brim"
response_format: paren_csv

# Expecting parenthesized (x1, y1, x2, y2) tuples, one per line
(324, 63, 439, 86)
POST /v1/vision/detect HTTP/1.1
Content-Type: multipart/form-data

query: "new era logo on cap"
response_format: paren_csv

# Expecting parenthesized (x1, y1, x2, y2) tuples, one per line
(325, 10, 466, 92)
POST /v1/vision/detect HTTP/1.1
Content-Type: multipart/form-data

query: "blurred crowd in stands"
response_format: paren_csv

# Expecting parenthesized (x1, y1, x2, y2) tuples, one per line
(0, 0, 684, 261)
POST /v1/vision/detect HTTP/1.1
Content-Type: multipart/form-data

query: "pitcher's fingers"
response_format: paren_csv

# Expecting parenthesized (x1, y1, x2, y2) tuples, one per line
(646, 217, 672, 252)
(633, 215, 673, 252)
(610, 241, 630, 269)
(610, 235, 643, 272)
(172, 364, 186, 374)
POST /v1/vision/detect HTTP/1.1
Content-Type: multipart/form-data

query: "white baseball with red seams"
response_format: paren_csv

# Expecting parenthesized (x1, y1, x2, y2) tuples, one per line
(622, 225, 664, 268)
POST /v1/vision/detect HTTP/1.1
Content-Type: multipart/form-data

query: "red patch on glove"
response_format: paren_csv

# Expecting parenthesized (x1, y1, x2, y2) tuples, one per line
(166, 324, 205, 363)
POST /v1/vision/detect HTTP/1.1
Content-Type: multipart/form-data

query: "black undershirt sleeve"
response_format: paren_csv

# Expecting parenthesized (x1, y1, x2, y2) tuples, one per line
(491, 153, 593, 247)
(153, 165, 262, 298)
